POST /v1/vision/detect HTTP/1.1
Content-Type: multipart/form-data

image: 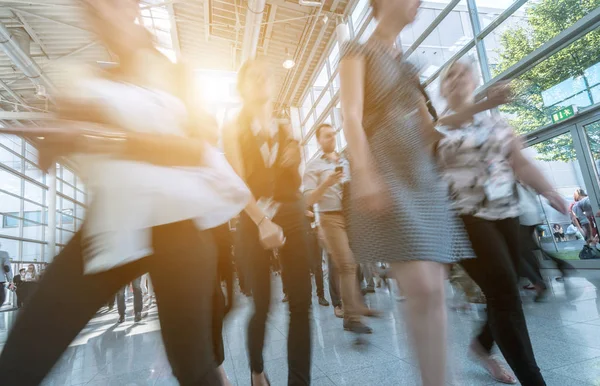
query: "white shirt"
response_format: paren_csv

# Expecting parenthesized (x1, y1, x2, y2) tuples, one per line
(72, 77, 250, 274)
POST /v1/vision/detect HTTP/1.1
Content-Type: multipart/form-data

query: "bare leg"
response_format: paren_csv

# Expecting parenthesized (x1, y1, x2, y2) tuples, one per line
(389, 261, 447, 386)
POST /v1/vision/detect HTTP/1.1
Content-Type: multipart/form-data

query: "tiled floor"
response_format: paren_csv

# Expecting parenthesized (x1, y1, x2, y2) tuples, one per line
(2, 269, 600, 385)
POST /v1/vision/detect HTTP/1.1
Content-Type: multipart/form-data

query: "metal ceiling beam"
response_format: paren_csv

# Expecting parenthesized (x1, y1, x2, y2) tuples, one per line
(0, 78, 28, 106)
(240, 0, 267, 62)
(404, 0, 460, 57)
(13, 10, 49, 59)
(0, 111, 53, 120)
(0, 0, 78, 8)
(8, 8, 90, 33)
(167, 3, 181, 60)
(283, 12, 328, 105)
(203, 0, 211, 42)
(0, 20, 57, 102)
(262, 4, 277, 55)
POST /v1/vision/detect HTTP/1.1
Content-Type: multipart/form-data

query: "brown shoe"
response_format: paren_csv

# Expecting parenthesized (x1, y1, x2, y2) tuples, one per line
(334, 306, 344, 318)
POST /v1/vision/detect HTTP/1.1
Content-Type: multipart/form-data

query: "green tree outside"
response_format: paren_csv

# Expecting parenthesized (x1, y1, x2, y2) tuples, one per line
(493, 0, 600, 162)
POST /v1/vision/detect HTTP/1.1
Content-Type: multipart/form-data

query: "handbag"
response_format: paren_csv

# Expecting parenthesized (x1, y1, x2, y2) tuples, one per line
(517, 183, 544, 226)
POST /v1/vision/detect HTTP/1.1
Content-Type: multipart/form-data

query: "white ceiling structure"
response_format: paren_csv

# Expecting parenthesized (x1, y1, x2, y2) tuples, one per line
(0, 0, 360, 123)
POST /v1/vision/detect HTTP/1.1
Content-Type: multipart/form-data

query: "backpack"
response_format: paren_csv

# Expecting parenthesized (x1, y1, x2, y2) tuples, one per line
(579, 245, 600, 260)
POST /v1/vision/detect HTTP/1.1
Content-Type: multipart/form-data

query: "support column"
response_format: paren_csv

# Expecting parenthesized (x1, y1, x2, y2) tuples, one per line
(46, 164, 57, 263)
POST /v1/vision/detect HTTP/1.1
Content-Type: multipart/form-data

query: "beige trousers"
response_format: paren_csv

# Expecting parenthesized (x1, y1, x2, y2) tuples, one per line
(320, 213, 364, 321)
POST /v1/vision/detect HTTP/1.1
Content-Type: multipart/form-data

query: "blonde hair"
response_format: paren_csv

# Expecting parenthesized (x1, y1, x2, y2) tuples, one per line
(438, 58, 477, 97)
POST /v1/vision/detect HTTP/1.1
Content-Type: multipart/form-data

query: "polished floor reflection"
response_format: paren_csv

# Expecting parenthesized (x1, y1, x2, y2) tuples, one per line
(2, 269, 600, 385)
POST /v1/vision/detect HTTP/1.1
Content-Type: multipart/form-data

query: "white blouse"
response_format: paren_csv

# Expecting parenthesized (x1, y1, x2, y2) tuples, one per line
(71, 77, 250, 274)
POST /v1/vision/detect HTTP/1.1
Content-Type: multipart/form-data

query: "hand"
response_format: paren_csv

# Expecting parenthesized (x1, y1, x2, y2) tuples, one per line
(486, 81, 512, 107)
(258, 218, 286, 250)
(354, 170, 390, 213)
(324, 171, 343, 187)
(543, 190, 567, 215)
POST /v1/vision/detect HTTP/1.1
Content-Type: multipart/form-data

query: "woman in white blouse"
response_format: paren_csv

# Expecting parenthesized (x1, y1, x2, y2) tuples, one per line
(436, 60, 566, 385)
(0, 1, 249, 385)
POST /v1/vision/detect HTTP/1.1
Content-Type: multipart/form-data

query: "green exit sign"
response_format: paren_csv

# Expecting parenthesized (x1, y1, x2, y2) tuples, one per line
(551, 105, 578, 123)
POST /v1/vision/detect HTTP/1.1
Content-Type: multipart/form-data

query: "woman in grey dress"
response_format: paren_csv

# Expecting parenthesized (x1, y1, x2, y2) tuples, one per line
(339, 0, 473, 385)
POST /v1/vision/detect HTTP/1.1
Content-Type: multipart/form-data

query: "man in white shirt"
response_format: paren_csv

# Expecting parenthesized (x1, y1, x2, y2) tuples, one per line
(303, 123, 372, 334)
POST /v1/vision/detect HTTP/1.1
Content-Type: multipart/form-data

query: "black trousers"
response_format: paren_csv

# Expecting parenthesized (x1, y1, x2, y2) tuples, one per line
(460, 216, 545, 386)
(308, 230, 325, 298)
(117, 276, 143, 317)
(238, 200, 312, 386)
(212, 222, 233, 367)
(0, 220, 222, 386)
(519, 225, 546, 287)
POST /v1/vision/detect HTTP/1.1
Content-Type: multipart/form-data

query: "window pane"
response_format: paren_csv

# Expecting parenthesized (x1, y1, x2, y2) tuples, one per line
(315, 89, 332, 119)
(475, 0, 523, 28)
(522, 132, 587, 261)
(338, 129, 347, 150)
(304, 114, 315, 137)
(499, 29, 600, 135)
(329, 43, 340, 68)
(75, 204, 85, 220)
(25, 162, 45, 185)
(358, 18, 377, 43)
(0, 169, 21, 196)
(61, 183, 75, 199)
(305, 135, 319, 160)
(485, 0, 599, 77)
(62, 167, 75, 186)
(61, 230, 75, 245)
(351, 0, 369, 31)
(0, 135, 22, 154)
(1, 213, 20, 237)
(22, 241, 42, 262)
(300, 94, 313, 125)
(25, 142, 38, 164)
(314, 66, 328, 88)
(24, 181, 44, 204)
(407, 1, 472, 78)
(76, 190, 86, 205)
(23, 219, 44, 241)
(0, 237, 18, 260)
(0, 146, 22, 172)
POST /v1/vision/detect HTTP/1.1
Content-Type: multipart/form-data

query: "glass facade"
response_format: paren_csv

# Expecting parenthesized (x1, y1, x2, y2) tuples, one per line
(298, 0, 600, 159)
(0, 134, 86, 263)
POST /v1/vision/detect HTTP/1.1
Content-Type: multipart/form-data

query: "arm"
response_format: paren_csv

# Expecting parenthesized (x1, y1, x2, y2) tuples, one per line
(437, 100, 497, 128)
(510, 139, 553, 195)
(304, 163, 337, 207)
(339, 57, 371, 176)
(438, 82, 512, 129)
(511, 137, 567, 214)
(222, 122, 274, 226)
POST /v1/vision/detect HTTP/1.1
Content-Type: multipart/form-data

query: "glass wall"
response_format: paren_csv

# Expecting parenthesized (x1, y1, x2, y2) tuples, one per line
(0, 134, 86, 263)
(297, 0, 600, 160)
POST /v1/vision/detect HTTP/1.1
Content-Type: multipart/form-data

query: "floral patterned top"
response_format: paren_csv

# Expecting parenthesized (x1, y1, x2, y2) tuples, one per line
(436, 113, 521, 221)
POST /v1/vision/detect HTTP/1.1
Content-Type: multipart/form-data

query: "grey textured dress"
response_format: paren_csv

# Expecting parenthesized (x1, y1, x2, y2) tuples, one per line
(342, 38, 473, 264)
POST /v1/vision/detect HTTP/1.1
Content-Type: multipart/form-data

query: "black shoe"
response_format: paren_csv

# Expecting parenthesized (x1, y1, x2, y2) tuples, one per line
(134, 312, 142, 322)
(365, 286, 376, 293)
(117, 315, 125, 324)
(318, 297, 330, 306)
(282, 295, 288, 303)
(343, 320, 373, 334)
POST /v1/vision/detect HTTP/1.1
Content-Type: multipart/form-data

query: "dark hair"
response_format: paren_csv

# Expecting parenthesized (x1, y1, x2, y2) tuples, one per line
(316, 123, 333, 138)
(576, 188, 588, 197)
(19, 268, 25, 273)
(369, 0, 379, 19)
(237, 58, 266, 98)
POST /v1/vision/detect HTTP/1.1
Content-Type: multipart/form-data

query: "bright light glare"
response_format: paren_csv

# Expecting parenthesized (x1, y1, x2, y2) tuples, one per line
(283, 59, 296, 69)
(195, 70, 240, 106)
